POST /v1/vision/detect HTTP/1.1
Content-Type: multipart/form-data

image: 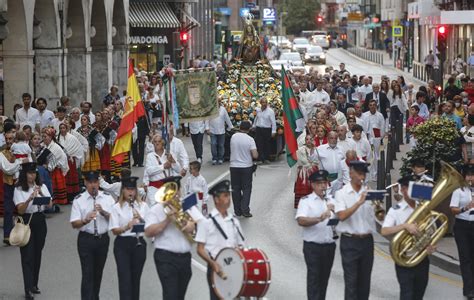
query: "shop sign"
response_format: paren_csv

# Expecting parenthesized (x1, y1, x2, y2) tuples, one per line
(263, 8, 277, 21)
(128, 36, 169, 44)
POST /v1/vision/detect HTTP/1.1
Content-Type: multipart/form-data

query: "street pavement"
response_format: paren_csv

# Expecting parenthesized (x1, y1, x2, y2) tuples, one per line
(0, 49, 465, 299)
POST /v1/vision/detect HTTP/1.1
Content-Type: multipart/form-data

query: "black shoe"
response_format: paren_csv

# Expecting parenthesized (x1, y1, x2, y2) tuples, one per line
(137, 164, 144, 167)
(3, 238, 10, 246)
(31, 287, 40, 294)
(132, 163, 138, 167)
(243, 212, 253, 218)
(466, 291, 474, 299)
(234, 212, 242, 217)
(25, 291, 34, 299)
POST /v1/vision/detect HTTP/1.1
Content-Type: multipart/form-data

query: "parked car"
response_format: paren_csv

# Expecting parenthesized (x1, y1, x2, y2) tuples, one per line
(292, 38, 311, 54)
(270, 36, 291, 49)
(304, 46, 326, 64)
(270, 52, 306, 72)
(311, 35, 330, 49)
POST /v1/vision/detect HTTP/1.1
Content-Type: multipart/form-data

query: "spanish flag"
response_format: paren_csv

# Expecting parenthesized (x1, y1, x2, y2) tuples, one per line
(111, 59, 145, 163)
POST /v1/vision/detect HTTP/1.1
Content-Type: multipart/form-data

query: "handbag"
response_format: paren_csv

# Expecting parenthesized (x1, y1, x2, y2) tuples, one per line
(9, 215, 32, 247)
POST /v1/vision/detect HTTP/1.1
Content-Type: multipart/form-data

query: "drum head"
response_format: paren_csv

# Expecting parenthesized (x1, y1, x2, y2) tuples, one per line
(213, 248, 245, 300)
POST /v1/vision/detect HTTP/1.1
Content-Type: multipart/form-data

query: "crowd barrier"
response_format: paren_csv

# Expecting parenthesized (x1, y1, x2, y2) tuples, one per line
(347, 46, 384, 65)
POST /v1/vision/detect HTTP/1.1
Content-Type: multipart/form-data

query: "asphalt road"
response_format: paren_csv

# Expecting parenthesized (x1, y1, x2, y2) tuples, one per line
(0, 49, 464, 299)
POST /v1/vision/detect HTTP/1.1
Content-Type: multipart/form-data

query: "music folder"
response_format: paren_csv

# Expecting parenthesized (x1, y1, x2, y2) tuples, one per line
(33, 197, 51, 206)
(327, 218, 339, 226)
(365, 190, 386, 201)
(131, 223, 145, 233)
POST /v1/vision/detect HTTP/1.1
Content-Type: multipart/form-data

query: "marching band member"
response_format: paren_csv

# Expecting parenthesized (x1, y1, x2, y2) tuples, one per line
(335, 161, 375, 300)
(143, 134, 182, 205)
(144, 176, 194, 300)
(110, 176, 149, 300)
(410, 158, 434, 183)
(13, 162, 52, 299)
(296, 170, 336, 300)
(382, 175, 437, 300)
(196, 180, 245, 300)
(450, 164, 474, 299)
(70, 171, 115, 300)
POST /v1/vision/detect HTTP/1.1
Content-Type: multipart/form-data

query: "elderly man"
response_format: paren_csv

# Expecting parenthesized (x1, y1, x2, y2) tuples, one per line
(206, 98, 233, 165)
(357, 77, 373, 100)
(253, 98, 276, 164)
(336, 125, 356, 156)
(337, 150, 360, 186)
(314, 131, 345, 190)
(364, 83, 390, 119)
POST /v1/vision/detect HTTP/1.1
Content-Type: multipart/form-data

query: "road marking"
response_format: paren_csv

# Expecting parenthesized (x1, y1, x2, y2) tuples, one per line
(374, 245, 462, 287)
(208, 170, 230, 187)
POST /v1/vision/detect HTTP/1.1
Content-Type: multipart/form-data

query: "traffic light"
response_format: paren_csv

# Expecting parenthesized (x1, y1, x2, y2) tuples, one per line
(180, 31, 189, 47)
(317, 16, 323, 23)
(437, 25, 447, 61)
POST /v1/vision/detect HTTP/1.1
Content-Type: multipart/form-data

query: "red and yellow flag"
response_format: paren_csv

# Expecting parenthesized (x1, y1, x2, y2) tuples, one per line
(111, 59, 145, 163)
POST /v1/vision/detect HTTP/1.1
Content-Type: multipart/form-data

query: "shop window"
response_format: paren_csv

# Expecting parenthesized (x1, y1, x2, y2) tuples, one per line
(130, 44, 159, 73)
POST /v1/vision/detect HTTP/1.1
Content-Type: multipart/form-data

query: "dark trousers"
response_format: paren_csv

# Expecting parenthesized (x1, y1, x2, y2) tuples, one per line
(454, 219, 474, 296)
(230, 166, 253, 215)
(303, 241, 336, 300)
(3, 183, 14, 239)
(256, 127, 272, 161)
(191, 133, 204, 159)
(395, 257, 429, 300)
(114, 236, 147, 300)
(77, 231, 110, 300)
(154, 249, 192, 300)
(20, 213, 47, 293)
(206, 264, 219, 300)
(132, 135, 146, 166)
(340, 235, 374, 300)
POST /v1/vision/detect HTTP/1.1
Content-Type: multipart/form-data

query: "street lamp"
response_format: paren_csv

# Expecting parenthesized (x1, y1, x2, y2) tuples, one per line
(58, 0, 65, 97)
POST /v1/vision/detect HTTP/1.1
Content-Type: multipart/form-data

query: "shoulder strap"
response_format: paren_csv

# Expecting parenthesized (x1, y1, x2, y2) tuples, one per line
(230, 218, 245, 241)
(210, 216, 228, 240)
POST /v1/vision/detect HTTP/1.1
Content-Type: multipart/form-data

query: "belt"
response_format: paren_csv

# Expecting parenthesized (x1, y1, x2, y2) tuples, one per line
(149, 181, 164, 189)
(14, 154, 28, 158)
(155, 248, 191, 257)
(79, 231, 109, 239)
(341, 233, 372, 239)
(304, 241, 336, 246)
(455, 218, 474, 224)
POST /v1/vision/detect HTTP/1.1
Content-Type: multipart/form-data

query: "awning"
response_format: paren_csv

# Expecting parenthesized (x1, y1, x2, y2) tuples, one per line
(129, 2, 180, 28)
(179, 8, 201, 31)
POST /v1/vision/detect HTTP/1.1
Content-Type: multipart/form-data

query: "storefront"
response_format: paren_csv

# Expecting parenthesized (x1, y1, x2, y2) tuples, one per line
(128, 1, 180, 72)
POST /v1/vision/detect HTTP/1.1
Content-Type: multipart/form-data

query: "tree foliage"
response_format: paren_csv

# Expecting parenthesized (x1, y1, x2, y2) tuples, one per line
(281, 0, 321, 35)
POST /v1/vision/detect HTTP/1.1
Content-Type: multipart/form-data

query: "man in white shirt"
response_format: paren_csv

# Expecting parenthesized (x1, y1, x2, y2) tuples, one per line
(298, 82, 318, 119)
(35, 98, 55, 131)
(362, 100, 386, 181)
(313, 81, 331, 105)
(230, 121, 258, 217)
(314, 131, 345, 185)
(80, 101, 96, 124)
(70, 107, 82, 130)
(253, 98, 276, 163)
(336, 125, 356, 157)
(169, 125, 189, 177)
(15, 93, 39, 129)
(414, 92, 430, 120)
(357, 77, 373, 101)
(335, 161, 375, 300)
(189, 120, 206, 163)
(351, 124, 371, 161)
(51, 106, 67, 132)
(206, 101, 233, 165)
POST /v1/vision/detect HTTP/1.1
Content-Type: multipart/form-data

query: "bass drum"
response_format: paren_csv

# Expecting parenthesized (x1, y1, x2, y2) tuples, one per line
(212, 247, 271, 299)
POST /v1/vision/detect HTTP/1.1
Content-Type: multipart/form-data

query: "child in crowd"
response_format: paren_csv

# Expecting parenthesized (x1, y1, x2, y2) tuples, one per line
(11, 131, 32, 160)
(184, 161, 209, 215)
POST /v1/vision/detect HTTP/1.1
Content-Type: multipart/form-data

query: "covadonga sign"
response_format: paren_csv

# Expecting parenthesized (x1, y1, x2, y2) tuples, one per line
(128, 36, 169, 44)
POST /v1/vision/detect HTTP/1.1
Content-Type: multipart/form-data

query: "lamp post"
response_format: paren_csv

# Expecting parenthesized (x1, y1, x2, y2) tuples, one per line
(58, 0, 65, 97)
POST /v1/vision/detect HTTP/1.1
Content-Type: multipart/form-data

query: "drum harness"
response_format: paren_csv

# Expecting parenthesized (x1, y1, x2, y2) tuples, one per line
(210, 216, 245, 243)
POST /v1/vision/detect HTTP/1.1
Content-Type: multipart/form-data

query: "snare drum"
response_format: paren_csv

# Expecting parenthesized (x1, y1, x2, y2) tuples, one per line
(212, 247, 271, 299)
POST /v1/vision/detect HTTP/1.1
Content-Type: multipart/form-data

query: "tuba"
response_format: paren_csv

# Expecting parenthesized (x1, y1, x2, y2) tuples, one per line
(155, 182, 195, 243)
(390, 161, 466, 267)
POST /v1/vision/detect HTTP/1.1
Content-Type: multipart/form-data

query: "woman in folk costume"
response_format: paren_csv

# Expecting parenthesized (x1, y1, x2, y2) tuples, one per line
(76, 115, 101, 173)
(57, 123, 83, 203)
(94, 109, 118, 183)
(41, 127, 69, 205)
(293, 134, 319, 209)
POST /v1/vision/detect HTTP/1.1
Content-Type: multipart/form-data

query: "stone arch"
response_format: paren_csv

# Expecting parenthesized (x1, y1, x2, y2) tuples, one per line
(2, 0, 34, 117)
(112, 0, 128, 93)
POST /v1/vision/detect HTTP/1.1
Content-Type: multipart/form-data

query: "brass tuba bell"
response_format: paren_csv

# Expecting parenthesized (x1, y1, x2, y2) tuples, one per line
(390, 161, 466, 267)
(155, 182, 196, 243)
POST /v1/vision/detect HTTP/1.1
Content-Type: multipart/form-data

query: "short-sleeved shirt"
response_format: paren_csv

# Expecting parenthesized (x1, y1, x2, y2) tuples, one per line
(382, 200, 414, 228)
(295, 193, 335, 244)
(194, 208, 244, 259)
(13, 184, 51, 214)
(109, 201, 150, 237)
(144, 203, 192, 253)
(450, 187, 474, 221)
(70, 191, 115, 235)
(230, 132, 256, 168)
(334, 183, 376, 234)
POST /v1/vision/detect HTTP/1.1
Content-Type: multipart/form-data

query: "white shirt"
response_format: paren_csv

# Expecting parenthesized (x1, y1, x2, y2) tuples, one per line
(110, 201, 150, 237)
(184, 174, 209, 203)
(74, 120, 81, 131)
(337, 138, 356, 156)
(254, 107, 276, 133)
(450, 187, 474, 221)
(13, 184, 51, 214)
(295, 193, 335, 244)
(38, 109, 55, 130)
(362, 111, 386, 139)
(315, 145, 345, 175)
(16, 107, 39, 129)
(313, 89, 331, 105)
(145, 203, 192, 253)
(357, 84, 373, 96)
(11, 142, 32, 156)
(195, 208, 245, 258)
(383, 200, 414, 227)
(334, 183, 376, 234)
(99, 178, 146, 200)
(331, 110, 347, 126)
(189, 121, 206, 135)
(0, 152, 22, 176)
(352, 137, 371, 160)
(207, 106, 233, 135)
(169, 137, 189, 171)
(387, 91, 408, 113)
(356, 116, 369, 133)
(143, 151, 181, 184)
(70, 190, 115, 235)
(230, 132, 257, 168)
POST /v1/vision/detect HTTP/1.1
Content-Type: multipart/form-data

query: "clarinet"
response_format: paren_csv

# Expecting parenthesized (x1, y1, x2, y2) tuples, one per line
(323, 189, 339, 240)
(92, 188, 99, 237)
(129, 195, 143, 246)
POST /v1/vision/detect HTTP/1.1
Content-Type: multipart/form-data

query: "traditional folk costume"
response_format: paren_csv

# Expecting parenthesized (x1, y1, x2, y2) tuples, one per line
(95, 120, 118, 182)
(77, 125, 102, 173)
(43, 140, 69, 205)
(294, 144, 319, 209)
(57, 132, 84, 202)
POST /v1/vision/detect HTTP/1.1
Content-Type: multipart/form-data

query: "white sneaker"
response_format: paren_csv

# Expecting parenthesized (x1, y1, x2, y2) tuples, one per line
(212, 160, 217, 165)
(218, 160, 223, 165)
(197, 158, 202, 163)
